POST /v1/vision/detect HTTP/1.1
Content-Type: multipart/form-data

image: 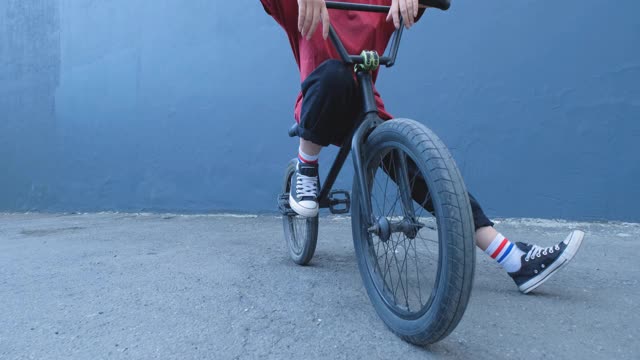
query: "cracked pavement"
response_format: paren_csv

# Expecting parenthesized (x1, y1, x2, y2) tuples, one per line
(1, 213, 638, 359)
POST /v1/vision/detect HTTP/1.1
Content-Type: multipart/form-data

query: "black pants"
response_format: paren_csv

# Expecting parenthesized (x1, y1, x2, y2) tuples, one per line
(297, 60, 494, 230)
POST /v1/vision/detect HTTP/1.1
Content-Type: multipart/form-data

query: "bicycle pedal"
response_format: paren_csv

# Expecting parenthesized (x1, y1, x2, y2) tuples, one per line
(328, 189, 351, 215)
(277, 193, 297, 216)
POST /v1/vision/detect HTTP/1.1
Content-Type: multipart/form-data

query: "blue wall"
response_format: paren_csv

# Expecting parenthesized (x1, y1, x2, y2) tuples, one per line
(1, 1, 639, 221)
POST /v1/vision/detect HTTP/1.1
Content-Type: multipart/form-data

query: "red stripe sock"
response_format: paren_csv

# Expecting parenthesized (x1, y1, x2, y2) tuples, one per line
(485, 234, 525, 273)
(298, 148, 319, 165)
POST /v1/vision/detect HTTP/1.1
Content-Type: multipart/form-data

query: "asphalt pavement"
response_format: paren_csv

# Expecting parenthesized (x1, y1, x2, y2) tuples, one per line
(1, 213, 638, 359)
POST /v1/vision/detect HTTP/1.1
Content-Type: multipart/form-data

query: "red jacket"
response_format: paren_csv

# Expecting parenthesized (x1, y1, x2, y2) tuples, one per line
(260, 0, 399, 121)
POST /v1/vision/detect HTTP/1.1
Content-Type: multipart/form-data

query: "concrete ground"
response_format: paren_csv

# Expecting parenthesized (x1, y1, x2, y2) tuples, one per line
(0, 213, 638, 360)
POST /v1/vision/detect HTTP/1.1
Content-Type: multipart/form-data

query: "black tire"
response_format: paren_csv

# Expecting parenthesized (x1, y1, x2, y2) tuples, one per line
(282, 159, 319, 265)
(351, 119, 475, 345)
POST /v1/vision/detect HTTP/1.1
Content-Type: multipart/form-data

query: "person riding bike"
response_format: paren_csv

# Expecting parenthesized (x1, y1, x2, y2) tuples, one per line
(260, 0, 584, 294)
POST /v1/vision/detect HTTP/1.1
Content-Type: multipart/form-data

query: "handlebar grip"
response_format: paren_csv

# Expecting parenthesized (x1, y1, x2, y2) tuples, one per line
(419, 0, 451, 11)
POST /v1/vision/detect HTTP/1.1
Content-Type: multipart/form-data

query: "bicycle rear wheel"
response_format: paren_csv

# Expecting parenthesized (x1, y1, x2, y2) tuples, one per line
(351, 119, 475, 345)
(282, 159, 318, 265)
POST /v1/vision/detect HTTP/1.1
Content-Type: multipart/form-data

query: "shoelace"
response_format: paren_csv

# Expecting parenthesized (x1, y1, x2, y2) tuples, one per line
(296, 174, 318, 199)
(524, 244, 561, 262)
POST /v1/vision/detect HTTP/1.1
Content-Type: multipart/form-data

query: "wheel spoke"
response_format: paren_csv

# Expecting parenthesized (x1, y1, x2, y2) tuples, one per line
(393, 150, 416, 219)
(381, 235, 393, 293)
(390, 232, 409, 308)
(382, 152, 392, 219)
(411, 232, 424, 306)
(398, 232, 411, 310)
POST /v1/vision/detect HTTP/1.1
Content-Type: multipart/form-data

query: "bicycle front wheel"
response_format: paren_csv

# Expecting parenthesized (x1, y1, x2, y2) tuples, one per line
(351, 119, 475, 345)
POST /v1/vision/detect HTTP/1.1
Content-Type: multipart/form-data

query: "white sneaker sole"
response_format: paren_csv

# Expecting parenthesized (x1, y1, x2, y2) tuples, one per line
(289, 194, 319, 218)
(519, 230, 585, 294)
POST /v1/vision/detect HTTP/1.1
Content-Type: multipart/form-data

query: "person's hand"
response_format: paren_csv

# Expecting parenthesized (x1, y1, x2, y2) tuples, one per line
(386, 0, 420, 29)
(298, 0, 330, 40)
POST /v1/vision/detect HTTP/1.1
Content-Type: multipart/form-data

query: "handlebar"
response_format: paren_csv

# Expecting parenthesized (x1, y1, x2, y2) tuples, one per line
(326, 0, 450, 12)
(325, 1, 450, 68)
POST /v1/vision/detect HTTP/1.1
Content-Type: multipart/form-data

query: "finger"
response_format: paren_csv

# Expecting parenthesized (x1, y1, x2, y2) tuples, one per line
(307, 4, 320, 40)
(298, 0, 306, 33)
(412, 0, 419, 26)
(407, 0, 415, 27)
(391, 2, 400, 29)
(321, 6, 330, 39)
(406, 0, 414, 27)
(302, 1, 313, 38)
(400, 0, 410, 28)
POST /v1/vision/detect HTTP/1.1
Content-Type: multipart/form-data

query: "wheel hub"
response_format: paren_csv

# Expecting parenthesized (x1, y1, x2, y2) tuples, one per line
(370, 216, 392, 242)
(402, 218, 419, 239)
(369, 217, 424, 241)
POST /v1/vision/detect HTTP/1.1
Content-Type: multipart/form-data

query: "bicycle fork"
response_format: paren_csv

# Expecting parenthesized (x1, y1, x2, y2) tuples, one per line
(354, 71, 423, 241)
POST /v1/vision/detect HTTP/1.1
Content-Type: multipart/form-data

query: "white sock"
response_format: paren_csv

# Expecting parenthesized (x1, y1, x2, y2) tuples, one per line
(484, 234, 525, 273)
(298, 147, 319, 164)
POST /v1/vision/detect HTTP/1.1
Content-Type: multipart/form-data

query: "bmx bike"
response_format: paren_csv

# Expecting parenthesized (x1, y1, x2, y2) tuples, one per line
(277, 0, 475, 345)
